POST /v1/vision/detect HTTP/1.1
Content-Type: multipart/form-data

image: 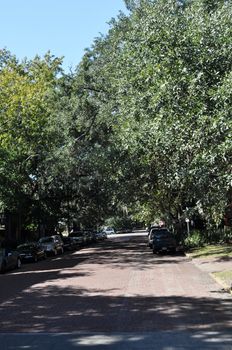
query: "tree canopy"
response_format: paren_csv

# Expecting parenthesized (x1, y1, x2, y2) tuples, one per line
(0, 0, 232, 239)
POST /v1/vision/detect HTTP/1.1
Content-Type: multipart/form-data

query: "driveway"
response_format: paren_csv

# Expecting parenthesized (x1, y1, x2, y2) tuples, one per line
(0, 233, 231, 349)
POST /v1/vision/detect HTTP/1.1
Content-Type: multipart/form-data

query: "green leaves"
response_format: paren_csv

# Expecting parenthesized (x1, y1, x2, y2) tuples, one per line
(85, 0, 232, 227)
(1, 0, 232, 236)
(0, 51, 64, 230)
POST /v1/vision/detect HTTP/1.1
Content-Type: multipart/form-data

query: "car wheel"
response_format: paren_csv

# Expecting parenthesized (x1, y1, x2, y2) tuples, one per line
(17, 258, 21, 269)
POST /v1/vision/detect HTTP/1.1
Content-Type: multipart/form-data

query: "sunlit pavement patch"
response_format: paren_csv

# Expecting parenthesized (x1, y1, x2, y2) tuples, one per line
(1, 331, 232, 350)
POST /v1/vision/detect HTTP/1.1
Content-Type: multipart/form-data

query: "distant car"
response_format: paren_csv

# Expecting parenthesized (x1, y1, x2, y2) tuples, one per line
(62, 236, 77, 251)
(38, 235, 64, 256)
(116, 228, 132, 234)
(69, 231, 87, 246)
(94, 232, 105, 241)
(101, 231, 107, 239)
(102, 227, 115, 235)
(91, 231, 98, 242)
(84, 230, 95, 244)
(17, 242, 46, 262)
(0, 248, 21, 273)
(152, 230, 177, 254)
(95, 232, 101, 241)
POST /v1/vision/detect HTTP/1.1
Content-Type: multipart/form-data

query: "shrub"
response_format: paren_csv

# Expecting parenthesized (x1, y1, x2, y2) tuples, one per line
(184, 230, 205, 249)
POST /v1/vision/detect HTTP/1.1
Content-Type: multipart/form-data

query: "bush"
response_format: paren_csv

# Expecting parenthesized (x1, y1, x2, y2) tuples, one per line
(204, 227, 232, 244)
(184, 230, 205, 249)
(184, 228, 232, 249)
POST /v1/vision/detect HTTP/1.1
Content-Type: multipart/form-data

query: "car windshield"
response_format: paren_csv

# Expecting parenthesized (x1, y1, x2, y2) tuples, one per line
(151, 229, 169, 236)
(152, 229, 168, 235)
(39, 237, 53, 243)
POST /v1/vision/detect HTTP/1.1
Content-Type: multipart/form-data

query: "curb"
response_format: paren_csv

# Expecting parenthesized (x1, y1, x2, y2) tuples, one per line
(210, 273, 232, 296)
(185, 252, 232, 296)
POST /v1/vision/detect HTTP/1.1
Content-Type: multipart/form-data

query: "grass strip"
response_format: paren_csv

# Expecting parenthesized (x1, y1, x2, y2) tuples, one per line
(188, 244, 232, 259)
(211, 270, 232, 294)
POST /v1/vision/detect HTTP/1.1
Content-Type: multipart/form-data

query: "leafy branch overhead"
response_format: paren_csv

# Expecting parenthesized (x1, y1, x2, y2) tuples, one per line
(0, 0, 231, 236)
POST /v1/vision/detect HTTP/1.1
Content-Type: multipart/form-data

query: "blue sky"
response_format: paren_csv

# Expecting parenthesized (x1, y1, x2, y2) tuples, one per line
(0, 0, 127, 71)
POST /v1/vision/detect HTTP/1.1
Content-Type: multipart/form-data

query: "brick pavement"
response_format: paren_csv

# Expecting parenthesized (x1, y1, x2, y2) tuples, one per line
(0, 234, 231, 349)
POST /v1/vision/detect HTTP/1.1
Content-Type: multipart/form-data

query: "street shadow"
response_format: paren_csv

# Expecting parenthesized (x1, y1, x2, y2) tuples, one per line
(213, 256, 232, 263)
(73, 238, 186, 270)
(0, 252, 91, 303)
(0, 236, 188, 304)
(0, 236, 231, 348)
(0, 285, 231, 348)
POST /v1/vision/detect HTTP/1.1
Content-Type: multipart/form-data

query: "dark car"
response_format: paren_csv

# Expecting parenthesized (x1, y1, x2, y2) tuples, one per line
(0, 248, 21, 273)
(94, 231, 107, 241)
(147, 225, 168, 248)
(152, 230, 177, 254)
(17, 242, 46, 262)
(62, 236, 77, 251)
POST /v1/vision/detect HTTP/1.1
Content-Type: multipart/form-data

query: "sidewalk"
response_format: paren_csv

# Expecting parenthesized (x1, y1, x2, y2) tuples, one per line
(189, 255, 232, 295)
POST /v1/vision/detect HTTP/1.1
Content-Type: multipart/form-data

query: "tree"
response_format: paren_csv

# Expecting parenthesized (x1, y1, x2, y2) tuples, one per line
(72, 0, 232, 230)
(1, 0, 231, 240)
(0, 51, 63, 239)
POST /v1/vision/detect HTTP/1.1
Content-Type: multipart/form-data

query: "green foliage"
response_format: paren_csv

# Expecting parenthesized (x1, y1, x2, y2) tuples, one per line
(0, 50, 64, 232)
(97, 0, 232, 229)
(184, 230, 205, 248)
(1, 0, 232, 239)
(61, 0, 232, 232)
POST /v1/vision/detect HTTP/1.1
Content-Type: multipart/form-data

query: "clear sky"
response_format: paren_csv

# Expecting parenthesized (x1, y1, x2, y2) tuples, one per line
(0, 0, 128, 71)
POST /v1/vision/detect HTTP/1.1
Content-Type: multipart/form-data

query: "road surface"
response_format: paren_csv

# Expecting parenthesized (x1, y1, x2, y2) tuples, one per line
(0, 232, 231, 349)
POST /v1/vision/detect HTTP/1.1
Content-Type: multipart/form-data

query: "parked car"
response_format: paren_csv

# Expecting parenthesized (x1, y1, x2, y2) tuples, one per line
(116, 228, 132, 234)
(62, 236, 77, 251)
(38, 235, 64, 256)
(84, 230, 95, 244)
(147, 226, 163, 248)
(94, 232, 101, 241)
(69, 231, 87, 246)
(91, 231, 98, 243)
(17, 242, 46, 262)
(95, 231, 107, 241)
(152, 230, 177, 254)
(101, 231, 107, 239)
(0, 248, 21, 273)
(102, 227, 115, 235)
